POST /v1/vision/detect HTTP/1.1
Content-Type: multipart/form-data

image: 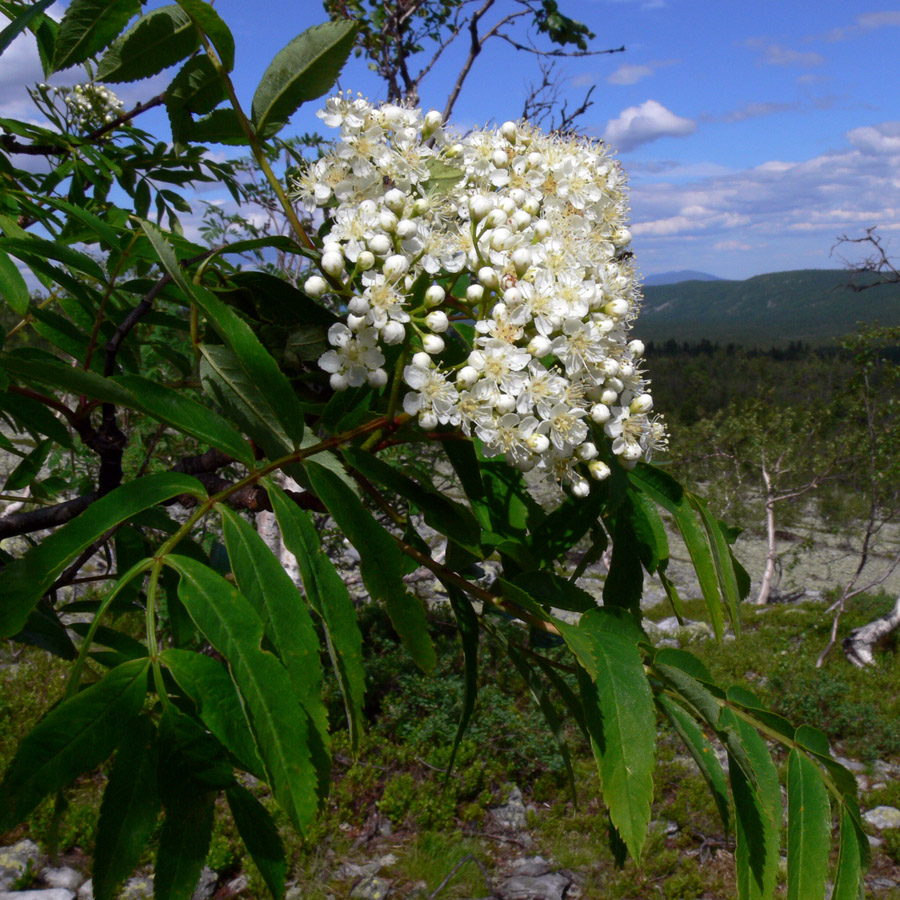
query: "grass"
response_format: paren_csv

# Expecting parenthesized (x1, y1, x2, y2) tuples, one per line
(2, 593, 900, 897)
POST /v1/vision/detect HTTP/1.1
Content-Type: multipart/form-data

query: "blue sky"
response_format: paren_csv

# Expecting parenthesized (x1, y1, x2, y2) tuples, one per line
(3, 1, 900, 280)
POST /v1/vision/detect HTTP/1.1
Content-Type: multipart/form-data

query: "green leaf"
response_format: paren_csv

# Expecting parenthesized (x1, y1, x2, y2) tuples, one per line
(266, 482, 365, 749)
(141, 223, 306, 452)
(0, 387, 72, 447)
(443, 582, 479, 781)
(306, 459, 437, 674)
(221, 507, 329, 798)
(93, 715, 160, 900)
(159, 649, 265, 777)
(832, 805, 864, 900)
(3, 437, 51, 491)
(423, 157, 465, 196)
(603, 502, 645, 611)
(786, 749, 830, 900)
(564, 614, 655, 859)
(0, 0, 55, 58)
(188, 107, 250, 145)
(0, 248, 30, 314)
(658, 695, 730, 834)
(166, 555, 318, 831)
(251, 20, 358, 139)
(0, 234, 105, 281)
(97, 4, 200, 83)
(165, 54, 225, 118)
(226, 784, 286, 900)
(723, 709, 780, 900)
(111, 374, 254, 465)
(343, 448, 482, 556)
(51, 0, 139, 72)
(173, 0, 234, 70)
(0, 657, 150, 831)
(511, 571, 596, 612)
(0, 473, 206, 639)
(154, 786, 216, 900)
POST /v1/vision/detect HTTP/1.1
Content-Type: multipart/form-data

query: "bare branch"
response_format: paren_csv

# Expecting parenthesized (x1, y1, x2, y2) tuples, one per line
(832, 226, 900, 291)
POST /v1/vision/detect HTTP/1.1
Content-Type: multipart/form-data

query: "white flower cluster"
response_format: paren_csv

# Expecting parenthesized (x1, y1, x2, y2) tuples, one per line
(297, 93, 666, 495)
(37, 83, 124, 132)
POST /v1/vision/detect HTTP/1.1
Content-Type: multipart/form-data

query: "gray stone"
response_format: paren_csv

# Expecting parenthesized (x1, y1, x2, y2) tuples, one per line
(221, 874, 249, 897)
(118, 876, 153, 899)
(0, 892, 75, 900)
(40, 870, 83, 893)
(835, 756, 866, 774)
(868, 835, 884, 848)
(191, 867, 217, 900)
(76, 880, 92, 900)
(498, 873, 571, 900)
(863, 806, 900, 830)
(872, 760, 896, 780)
(335, 855, 397, 882)
(868, 877, 900, 892)
(510, 857, 550, 878)
(350, 875, 391, 899)
(491, 785, 528, 831)
(0, 840, 42, 892)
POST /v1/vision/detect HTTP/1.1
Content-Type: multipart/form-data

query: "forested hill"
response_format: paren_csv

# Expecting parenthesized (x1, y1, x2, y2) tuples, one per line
(635, 269, 900, 346)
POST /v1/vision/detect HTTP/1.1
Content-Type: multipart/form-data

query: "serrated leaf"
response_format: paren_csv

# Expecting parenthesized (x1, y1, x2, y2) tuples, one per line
(226, 784, 286, 900)
(251, 20, 357, 139)
(266, 481, 365, 750)
(0, 0, 55, 58)
(690, 493, 742, 634)
(565, 616, 655, 859)
(658, 695, 730, 833)
(0, 472, 206, 639)
(174, 0, 234, 70)
(3, 437, 51, 491)
(443, 582, 479, 781)
(423, 157, 464, 196)
(511, 571, 596, 612)
(0, 248, 30, 314)
(93, 715, 160, 900)
(165, 54, 225, 117)
(159, 648, 265, 778)
(188, 107, 249, 145)
(166, 555, 318, 831)
(0, 234, 105, 281)
(154, 786, 216, 900)
(221, 507, 329, 798)
(0, 657, 150, 831)
(832, 805, 864, 900)
(722, 709, 780, 900)
(97, 4, 199, 83)
(51, 0, 139, 72)
(305, 459, 437, 674)
(111, 373, 254, 465)
(786, 749, 830, 900)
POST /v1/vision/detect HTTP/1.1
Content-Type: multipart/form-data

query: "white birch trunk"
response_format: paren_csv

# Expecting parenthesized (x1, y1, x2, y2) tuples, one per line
(842, 592, 900, 667)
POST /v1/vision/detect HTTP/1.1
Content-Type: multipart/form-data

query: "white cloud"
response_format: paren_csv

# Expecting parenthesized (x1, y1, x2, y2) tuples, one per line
(847, 123, 900, 156)
(822, 10, 900, 41)
(608, 64, 653, 85)
(718, 101, 800, 123)
(744, 38, 825, 67)
(603, 99, 695, 151)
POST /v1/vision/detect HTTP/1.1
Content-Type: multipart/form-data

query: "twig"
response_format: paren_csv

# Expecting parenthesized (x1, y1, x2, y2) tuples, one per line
(427, 854, 497, 899)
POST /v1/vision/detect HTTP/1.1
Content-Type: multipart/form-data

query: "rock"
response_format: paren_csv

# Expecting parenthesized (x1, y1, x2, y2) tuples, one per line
(349, 875, 391, 899)
(649, 820, 679, 836)
(0, 892, 74, 900)
(76, 880, 93, 900)
(863, 806, 900, 830)
(491, 785, 528, 831)
(335, 855, 397, 882)
(191, 867, 217, 900)
(867, 876, 900, 891)
(856, 774, 870, 792)
(835, 756, 867, 774)
(40, 870, 83, 893)
(0, 840, 42, 891)
(220, 874, 249, 897)
(510, 857, 550, 878)
(872, 760, 896, 780)
(868, 835, 884, 848)
(498, 873, 571, 900)
(118, 876, 153, 899)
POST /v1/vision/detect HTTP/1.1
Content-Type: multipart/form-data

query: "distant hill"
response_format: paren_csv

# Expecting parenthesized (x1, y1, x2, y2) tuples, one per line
(642, 270, 723, 286)
(635, 269, 900, 347)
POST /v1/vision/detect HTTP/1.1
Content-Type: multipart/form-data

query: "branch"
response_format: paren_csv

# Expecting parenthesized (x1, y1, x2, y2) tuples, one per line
(0, 492, 99, 540)
(832, 227, 900, 292)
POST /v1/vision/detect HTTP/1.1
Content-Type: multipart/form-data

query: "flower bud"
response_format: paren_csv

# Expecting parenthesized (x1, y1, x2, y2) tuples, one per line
(383, 254, 410, 281)
(533, 219, 551, 240)
(502, 287, 521, 306)
(321, 251, 344, 277)
(600, 389, 619, 406)
(605, 298, 630, 318)
(627, 339, 645, 358)
(412, 351, 432, 368)
(606, 377, 624, 393)
(347, 314, 367, 332)
(422, 334, 445, 355)
(423, 109, 443, 133)
(478, 266, 499, 290)
(396, 219, 417, 240)
(357, 250, 376, 271)
(622, 443, 643, 462)
(412, 197, 430, 216)
(330, 372, 349, 391)
(419, 411, 438, 430)
(590, 403, 611, 424)
(492, 149, 509, 168)
(614, 227, 632, 246)
(424, 285, 445, 307)
(576, 442, 599, 461)
(456, 366, 479, 388)
(425, 310, 449, 333)
(588, 460, 611, 481)
(368, 368, 388, 388)
(384, 188, 406, 214)
(511, 210, 532, 231)
(600, 358, 620, 377)
(630, 393, 653, 414)
(305, 275, 327, 297)
(527, 151, 543, 167)
(500, 121, 517, 143)
(571, 477, 590, 498)
(469, 195, 493, 222)
(499, 197, 517, 216)
(528, 335, 551, 357)
(466, 284, 485, 304)
(368, 234, 392, 256)
(496, 394, 516, 414)
(512, 248, 532, 275)
(526, 433, 550, 454)
(381, 321, 406, 344)
(522, 196, 540, 216)
(485, 207, 507, 228)
(348, 296, 370, 315)
(379, 210, 399, 232)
